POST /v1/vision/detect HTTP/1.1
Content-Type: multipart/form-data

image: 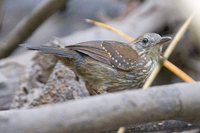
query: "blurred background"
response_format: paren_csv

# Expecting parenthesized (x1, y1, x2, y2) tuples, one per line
(0, 0, 200, 109)
(0, 0, 129, 44)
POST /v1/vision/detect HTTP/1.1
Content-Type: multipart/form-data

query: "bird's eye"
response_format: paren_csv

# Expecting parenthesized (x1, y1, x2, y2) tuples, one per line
(142, 38, 148, 44)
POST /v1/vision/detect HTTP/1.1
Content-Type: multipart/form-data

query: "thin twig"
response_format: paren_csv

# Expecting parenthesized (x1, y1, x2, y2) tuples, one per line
(0, 0, 67, 59)
(143, 11, 197, 89)
(164, 60, 195, 83)
(85, 19, 134, 42)
(163, 12, 196, 59)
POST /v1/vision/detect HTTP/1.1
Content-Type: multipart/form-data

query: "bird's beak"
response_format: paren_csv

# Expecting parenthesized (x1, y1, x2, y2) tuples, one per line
(159, 36, 172, 44)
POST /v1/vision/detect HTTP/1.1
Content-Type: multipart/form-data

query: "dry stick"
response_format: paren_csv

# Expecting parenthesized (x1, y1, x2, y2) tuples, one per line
(0, 0, 67, 59)
(143, 11, 196, 89)
(86, 19, 195, 84)
(85, 19, 134, 42)
(164, 60, 195, 83)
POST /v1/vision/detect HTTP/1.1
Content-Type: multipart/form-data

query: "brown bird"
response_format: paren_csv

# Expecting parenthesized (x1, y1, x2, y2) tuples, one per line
(25, 33, 171, 95)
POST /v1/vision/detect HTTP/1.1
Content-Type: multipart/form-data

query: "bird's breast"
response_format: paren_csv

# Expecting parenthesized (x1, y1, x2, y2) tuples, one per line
(120, 59, 157, 88)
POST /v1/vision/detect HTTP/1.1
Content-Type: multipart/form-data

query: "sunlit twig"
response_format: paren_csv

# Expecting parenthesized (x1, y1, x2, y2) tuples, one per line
(85, 19, 134, 42)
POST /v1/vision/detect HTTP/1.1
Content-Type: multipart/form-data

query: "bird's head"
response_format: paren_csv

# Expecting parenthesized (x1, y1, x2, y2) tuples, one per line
(131, 33, 172, 60)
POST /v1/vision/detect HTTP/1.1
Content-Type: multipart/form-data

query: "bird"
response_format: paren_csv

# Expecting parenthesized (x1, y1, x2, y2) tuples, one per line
(25, 33, 171, 95)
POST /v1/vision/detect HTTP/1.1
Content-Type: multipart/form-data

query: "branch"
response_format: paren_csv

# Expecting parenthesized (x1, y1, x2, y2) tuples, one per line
(0, 0, 67, 59)
(0, 82, 200, 133)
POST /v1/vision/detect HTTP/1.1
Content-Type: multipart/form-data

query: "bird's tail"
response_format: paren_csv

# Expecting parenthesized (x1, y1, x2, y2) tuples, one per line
(23, 44, 76, 59)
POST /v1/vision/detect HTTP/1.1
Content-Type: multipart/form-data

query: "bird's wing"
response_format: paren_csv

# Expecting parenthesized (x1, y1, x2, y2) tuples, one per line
(66, 41, 139, 71)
